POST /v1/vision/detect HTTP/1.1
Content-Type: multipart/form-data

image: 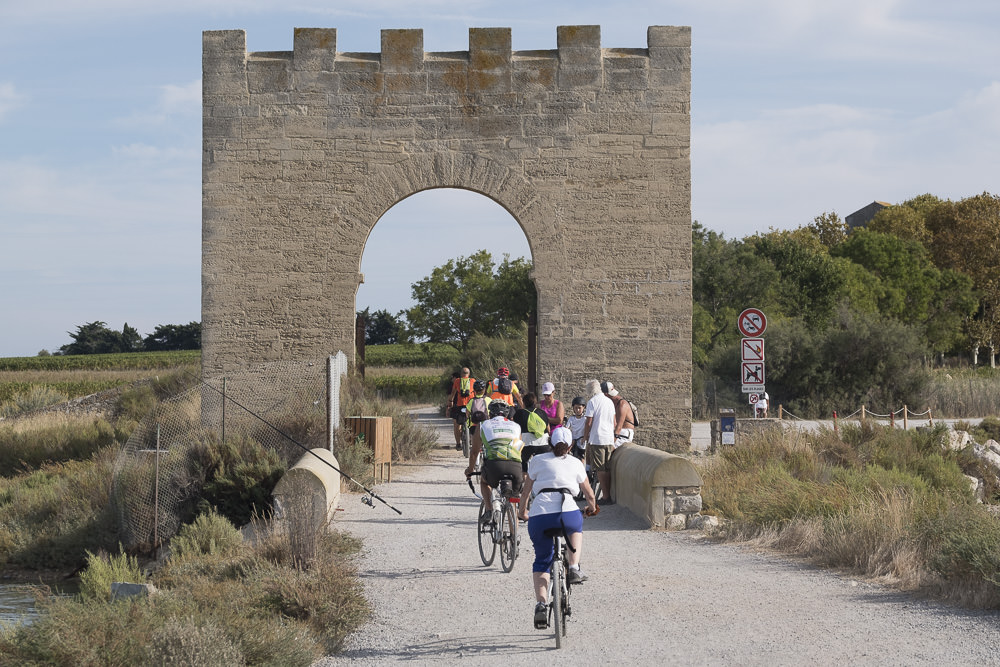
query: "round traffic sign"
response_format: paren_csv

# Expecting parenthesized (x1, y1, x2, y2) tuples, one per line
(738, 308, 767, 337)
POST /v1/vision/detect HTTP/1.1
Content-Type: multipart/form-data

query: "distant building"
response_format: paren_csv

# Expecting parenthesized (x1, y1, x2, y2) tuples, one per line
(845, 201, 891, 230)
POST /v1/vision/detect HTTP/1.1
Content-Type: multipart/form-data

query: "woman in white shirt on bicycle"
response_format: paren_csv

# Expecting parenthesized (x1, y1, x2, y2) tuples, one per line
(518, 426, 598, 626)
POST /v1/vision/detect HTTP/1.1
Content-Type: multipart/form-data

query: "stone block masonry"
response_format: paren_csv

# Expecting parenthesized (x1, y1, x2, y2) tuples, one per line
(202, 25, 693, 450)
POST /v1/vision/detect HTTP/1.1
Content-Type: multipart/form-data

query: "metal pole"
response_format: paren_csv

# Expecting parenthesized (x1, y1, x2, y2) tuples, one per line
(154, 423, 160, 553)
(222, 377, 227, 444)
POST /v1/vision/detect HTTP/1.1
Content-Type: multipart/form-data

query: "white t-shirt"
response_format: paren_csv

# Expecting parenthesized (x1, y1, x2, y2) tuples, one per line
(526, 452, 587, 517)
(566, 414, 587, 445)
(585, 393, 616, 446)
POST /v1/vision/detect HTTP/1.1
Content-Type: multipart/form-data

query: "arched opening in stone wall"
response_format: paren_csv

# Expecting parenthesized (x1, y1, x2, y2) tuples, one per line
(356, 187, 538, 391)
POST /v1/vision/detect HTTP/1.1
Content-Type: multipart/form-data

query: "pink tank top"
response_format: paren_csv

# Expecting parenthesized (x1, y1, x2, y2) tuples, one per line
(541, 399, 560, 424)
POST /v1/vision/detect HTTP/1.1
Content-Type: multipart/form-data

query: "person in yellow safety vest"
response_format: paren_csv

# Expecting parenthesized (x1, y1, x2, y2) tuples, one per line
(489, 366, 524, 408)
(447, 367, 476, 450)
(465, 400, 524, 511)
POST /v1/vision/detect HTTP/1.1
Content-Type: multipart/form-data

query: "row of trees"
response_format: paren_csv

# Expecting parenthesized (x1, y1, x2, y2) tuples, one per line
(53, 321, 201, 355)
(694, 192, 999, 417)
(360, 250, 535, 348)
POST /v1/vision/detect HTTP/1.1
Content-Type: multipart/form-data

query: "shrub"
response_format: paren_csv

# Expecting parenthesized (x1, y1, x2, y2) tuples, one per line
(79, 549, 146, 601)
(146, 617, 244, 667)
(188, 434, 286, 527)
(170, 510, 244, 560)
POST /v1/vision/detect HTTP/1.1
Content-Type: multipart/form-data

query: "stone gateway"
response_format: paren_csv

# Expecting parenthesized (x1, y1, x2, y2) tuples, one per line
(202, 25, 692, 449)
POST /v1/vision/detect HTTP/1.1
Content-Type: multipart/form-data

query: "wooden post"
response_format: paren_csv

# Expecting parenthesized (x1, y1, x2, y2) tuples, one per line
(928, 409, 933, 426)
(778, 404, 783, 420)
(903, 405, 908, 430)
(833, 411, 838, 435)
(861, 405, 866, 420)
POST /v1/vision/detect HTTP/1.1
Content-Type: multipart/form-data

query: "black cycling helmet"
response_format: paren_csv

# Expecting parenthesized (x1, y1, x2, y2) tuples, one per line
(473, 379, 487, 392)
(572, 396, 586, 407)
(509, 372, 519, 381)
(488, 400, 509, 418)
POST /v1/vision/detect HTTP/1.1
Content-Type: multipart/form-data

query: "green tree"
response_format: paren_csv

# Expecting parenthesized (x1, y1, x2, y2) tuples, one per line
(926, 192, 1000, 364)
(747, 230, 848, 328)
(142, 322, 201, 351)
(358, 308, 407, 345)
(60, 321, 143, 355)
(807, 211, 847, 249)
(406, 250, 534, 349)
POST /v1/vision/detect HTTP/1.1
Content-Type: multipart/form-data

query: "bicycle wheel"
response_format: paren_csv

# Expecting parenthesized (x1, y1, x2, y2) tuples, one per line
(499, 501, 517, 573)
(551, 558, 564, 648)
(461, 423, 470, 458)
(477, 499, 496, 566)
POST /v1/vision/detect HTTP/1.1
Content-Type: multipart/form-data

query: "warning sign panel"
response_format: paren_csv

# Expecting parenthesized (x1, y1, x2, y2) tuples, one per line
(741, 338, 765, 362)
(741, 362, 765, 393)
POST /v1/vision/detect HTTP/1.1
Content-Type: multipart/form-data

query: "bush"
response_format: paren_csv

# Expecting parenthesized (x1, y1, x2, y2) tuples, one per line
(146, 617, 244, 667)
(79, 549, 146, 602)
(189, 434, 286, 527)
(170, 510, 244, 560)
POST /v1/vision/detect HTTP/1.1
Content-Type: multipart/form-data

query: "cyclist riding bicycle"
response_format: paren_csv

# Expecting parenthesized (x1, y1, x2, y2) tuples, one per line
(465, 400, 524, 512)
(518, 426, 598, 628)
(489, 366, 524, 409)
(447, 367, 476, 450)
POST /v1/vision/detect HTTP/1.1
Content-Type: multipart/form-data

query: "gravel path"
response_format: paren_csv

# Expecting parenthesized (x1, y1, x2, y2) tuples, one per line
(316, 411, 1000, 665)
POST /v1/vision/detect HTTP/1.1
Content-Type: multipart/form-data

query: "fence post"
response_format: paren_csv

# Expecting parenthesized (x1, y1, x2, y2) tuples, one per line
(890, 410, 895, 428)
(833, 411, 838, 435)
(928, 409, 933, 426)
(778, 404, 783, 420)
(861, 405, 866, 420)
(221, 377, 227, 444)
(903, 405, 908, 430)
(154, 424, 160, 553)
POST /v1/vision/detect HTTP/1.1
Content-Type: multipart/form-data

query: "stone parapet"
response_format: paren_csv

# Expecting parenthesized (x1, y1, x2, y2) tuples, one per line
(611, 443, 703, 529)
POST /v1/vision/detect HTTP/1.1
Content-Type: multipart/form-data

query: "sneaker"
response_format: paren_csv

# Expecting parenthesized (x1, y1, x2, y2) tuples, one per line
(567, 567, 588, 584)
(533, 601, 548, 629)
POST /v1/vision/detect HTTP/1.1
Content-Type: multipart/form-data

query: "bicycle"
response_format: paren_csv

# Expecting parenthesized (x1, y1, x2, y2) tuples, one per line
(535, 502, 596, 648)
(459, 408, 471, 457)
(469, 471, 520, 572)
(540, 523, 573, 648)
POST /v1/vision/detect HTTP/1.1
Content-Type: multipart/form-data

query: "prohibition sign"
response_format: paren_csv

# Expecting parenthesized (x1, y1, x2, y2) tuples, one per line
(738, 308, 767, 337)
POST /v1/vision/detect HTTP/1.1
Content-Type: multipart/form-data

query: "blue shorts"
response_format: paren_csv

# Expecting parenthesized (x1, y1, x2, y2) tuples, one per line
(527, 510, 583, 573)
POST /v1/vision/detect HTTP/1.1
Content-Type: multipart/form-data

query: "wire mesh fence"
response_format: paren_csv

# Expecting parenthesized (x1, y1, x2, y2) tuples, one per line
(111, 356, 342, 553)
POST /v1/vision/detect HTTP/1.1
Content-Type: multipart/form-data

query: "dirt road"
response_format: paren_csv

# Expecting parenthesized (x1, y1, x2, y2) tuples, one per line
(316, 411, 1000, 665)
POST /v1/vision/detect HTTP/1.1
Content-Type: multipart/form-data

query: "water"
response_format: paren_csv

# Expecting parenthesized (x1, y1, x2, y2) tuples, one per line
(0, 585, 39, 628)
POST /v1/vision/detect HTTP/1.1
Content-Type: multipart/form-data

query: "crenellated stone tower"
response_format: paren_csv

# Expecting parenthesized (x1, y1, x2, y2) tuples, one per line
(202, 25, 693, 449)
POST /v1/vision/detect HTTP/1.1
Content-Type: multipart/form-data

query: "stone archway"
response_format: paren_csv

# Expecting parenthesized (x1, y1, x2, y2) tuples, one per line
(202, 25, 692, 449)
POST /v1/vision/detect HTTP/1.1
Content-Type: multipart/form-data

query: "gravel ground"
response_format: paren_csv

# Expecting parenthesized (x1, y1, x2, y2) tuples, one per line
(316, 410, 1000, 666)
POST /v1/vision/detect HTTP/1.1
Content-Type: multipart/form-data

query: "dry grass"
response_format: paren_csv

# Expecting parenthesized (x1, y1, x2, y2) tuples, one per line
(700, 424, 1000, 608)
(364, 365, 447, 378)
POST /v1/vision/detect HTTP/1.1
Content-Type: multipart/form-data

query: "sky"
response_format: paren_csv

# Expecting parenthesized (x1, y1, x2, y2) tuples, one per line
(1, 1, 997, 357)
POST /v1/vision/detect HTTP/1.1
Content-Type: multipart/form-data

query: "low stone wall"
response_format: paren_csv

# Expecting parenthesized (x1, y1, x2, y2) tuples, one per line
(272, 448, 341, 528)
(611, 443, 703, 530)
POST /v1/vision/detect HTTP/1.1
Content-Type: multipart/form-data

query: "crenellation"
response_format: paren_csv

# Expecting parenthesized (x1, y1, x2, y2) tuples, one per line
(380, 29, 424, 72)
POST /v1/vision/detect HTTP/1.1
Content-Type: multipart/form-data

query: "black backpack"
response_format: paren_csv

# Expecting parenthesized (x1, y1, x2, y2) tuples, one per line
(469, 397, 489, 423)
(496, 376, 512, 394)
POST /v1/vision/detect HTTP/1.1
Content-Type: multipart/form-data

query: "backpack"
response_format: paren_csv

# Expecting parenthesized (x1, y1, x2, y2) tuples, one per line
(469, 397, 489, 423)
(459, 377, 471, 398)
(496, 376, 512, 394)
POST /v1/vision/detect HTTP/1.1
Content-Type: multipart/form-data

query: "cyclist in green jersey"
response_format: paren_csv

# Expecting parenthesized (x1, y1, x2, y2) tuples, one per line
(465, 400, 525, 507)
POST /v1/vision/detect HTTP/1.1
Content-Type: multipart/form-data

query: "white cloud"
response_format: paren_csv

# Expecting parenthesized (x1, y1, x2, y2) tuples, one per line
(694, 80, 1000, 237)
(0, 82, 25, 121)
